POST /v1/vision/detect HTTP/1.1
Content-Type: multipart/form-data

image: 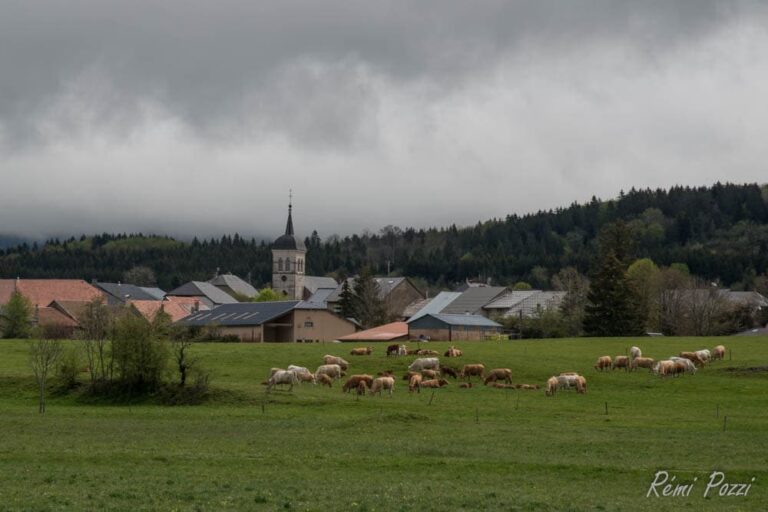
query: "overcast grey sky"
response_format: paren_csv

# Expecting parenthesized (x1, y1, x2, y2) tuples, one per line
(1, 1, 767, 240)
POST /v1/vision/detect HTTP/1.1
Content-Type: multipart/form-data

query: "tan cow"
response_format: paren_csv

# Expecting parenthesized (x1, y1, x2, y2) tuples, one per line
(444, 346, 463, 357)
(420, 379, 449, 388)
(356, 381, 369, 395)
(679, 352, 704, 367)
(342, 374, 374, 393)
(545, 376, 559, 396)
(483, 368, 512, 385)
(594, 356, 612, 371)
(612, 356, 629, 371)
(712, 345, 726, 360)
(316, 373, 334, 387)
(323, 355, 350, 370)
(421, 369, 439, 379)
(370, 376, 395, 397)
(460, 364, 486, 381)
(408, 374, 423, 393)
(350, 347, 373, 356)
(630, 357, 655, 371)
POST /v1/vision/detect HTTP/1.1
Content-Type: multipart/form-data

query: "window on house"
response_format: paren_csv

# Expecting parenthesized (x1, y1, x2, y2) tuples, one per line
(304, 321, 314, 328)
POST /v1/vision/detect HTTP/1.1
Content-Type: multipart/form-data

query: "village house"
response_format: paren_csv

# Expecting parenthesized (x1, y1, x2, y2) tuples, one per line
(407, 313, 503, 341)
(326, 276, 425, 319)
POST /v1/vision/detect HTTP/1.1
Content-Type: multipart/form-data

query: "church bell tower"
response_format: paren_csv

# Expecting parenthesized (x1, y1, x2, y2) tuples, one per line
(271, 193, 306, 299)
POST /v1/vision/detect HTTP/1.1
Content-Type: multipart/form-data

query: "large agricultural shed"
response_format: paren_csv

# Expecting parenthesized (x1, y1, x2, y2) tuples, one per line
(178, 301, 357, 342)
(407, 313, 502, 341)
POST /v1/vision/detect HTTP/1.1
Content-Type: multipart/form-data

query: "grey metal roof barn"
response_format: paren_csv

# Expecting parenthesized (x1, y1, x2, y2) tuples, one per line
(407, 291, 462, 321)
(168, 281, 239, 306)
(439, 286, 507, 315)
(410, 313, 502, 328)
(180, 301, 300, 327)
(95, 282, 162, 305)
(209, 273, 258, 299)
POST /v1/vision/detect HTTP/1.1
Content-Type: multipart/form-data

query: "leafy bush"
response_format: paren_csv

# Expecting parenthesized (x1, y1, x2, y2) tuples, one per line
(56, 345, 82, 390)
(111, 312, 168, 393)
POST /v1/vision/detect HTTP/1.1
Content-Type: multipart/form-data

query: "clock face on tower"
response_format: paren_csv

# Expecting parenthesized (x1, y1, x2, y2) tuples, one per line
(281, 275, 287, 282)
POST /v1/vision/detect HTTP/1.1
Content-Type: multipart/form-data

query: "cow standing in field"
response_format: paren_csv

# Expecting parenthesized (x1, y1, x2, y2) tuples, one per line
(408, 358, 440, 372)
(350, 347, 373, 356)
(460, 364, 485, 381)
(316, 374, 334, 387)
(630, 357, 655, 371)
(323, 355, 350, 370)
(342, 375, 374, 393)
(679, 352, 705, 367)
(484, 368, 512, 385)
(420, 379, 449, 388)
(630, 346, 642, 361)
(370, 377, 395, 397)
(594, 356, 612, 371)
(386, 344, 402, 356)
(612, 356, 629, 371)
(712, 345, 726, 360)
(267, 370, 299, 392)
(316, 364, 345, 381)
(408, 373, 422, 393)
(440, 367, 459, 379)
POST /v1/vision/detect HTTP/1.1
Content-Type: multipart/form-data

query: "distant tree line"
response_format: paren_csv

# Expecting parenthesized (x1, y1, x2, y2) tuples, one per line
(1, 183, 768, 294)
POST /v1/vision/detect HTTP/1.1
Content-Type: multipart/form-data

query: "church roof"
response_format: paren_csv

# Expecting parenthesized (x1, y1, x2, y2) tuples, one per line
(273, 203, 306, 251)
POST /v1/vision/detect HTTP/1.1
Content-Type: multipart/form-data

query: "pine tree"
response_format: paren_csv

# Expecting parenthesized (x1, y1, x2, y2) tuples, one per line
(352, 267, 388, 329)
(583, 222, 645, 336)
(338, 279, 355, 319)
(1, 291, 32, 339)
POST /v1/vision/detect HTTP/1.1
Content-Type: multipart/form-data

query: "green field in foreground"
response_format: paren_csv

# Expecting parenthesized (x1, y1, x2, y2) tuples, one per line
(1, 337, 767, 511)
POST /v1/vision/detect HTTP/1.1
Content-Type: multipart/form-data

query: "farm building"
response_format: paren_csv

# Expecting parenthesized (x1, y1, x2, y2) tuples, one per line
(94, 281, 165, 305)
(483, 290, 567, 318)
(167, 281, 239, 308)
(407, 313, 502, 341)
(0, 278, 104, 308)
(208, 273, 258, 300)
(439, 286, 507, 316)
(337, 321, 409, 342)
(178, 300, 357, 342)
(405, 291, 462, 321)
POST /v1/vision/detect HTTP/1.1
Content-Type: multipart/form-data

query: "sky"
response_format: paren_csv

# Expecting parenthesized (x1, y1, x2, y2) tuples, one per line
(2, 1, 768, 241)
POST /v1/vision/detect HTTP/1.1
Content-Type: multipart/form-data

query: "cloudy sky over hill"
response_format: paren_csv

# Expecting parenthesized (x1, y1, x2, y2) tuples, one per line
(2, 1, 768, 240)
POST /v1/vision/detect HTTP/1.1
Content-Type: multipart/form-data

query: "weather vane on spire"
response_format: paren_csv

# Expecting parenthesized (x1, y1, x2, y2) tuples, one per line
(289, 188, 293, 209)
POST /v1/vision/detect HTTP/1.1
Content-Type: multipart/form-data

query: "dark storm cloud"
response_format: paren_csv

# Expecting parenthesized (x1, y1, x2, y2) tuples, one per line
(1, 1, 767, 239)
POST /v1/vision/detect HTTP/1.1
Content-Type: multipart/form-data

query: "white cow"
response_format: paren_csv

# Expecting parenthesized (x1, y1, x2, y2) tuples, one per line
(370, 376, 395, 397)
(630, 346, 642, 360)
(267, 370, 299, 391)
(398, 344, 407, 356)
(695, 350, 711, 365)
(408, 357, 440, 372)
(316, 364, 344, 381)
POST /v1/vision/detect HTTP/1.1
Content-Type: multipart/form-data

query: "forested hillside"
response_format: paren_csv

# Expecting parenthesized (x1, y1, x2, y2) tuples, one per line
(1, 183, 767, 291)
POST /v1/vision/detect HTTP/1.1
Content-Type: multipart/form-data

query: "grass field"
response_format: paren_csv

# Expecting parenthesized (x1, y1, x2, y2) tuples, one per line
(1, 336, 767, 511)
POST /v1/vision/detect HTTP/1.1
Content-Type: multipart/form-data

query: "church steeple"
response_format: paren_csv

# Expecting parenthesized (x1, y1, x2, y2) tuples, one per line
(285, 192, 294, 236)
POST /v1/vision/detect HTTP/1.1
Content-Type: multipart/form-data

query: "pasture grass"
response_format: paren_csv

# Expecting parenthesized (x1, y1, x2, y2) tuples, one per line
(1, 336, 767, 511)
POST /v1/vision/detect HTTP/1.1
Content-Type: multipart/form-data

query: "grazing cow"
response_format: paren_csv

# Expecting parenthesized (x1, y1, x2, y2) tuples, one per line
(398, 345, 407, 356)
(612, 356, 629, 371)
(679, 352, 704, 367)
(342, 374, 374, 393)
(594, 356, 612, 371)
(556, 374, 583, 392)
(630, 357, 655, 371)
(356, 381, 368, 395)
(712, 345, 726, 360)
(653, 360, 675, 377)
(670, 357, 696, 374)
(269, 367, 284, 377)
(386, 344, 400, 356)
(287, 365, 313, 379)
(420, 379, 449, 388)
(408, 358, 440, 372)
(421, 369, 439, 379)
(316, 364, 344, 381)
(323, 355, 350, 370)
(316, 373, 334, 387)
(695, 349, 711, 365)
(267, 370, 299, 392)
(444, 346, 463, 357)
(350, 347, 373, 356)
(408, 373, 422, 393)
(441, 367, 459, 379)
(484, 368, 513, 385)
(402, 371, 421, 381)
(630, 346, 642, 361)
(370, 376, 395, 397)
(576, 375, 587, 394)
(460, 364, 486, 381)
(297, 372, 316, 384)
(459, 382, 473, 389)
(545, 376, 559, 396)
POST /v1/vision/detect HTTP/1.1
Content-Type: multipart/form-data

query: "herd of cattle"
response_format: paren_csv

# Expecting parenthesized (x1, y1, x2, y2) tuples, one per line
(262, 343, 729, 397)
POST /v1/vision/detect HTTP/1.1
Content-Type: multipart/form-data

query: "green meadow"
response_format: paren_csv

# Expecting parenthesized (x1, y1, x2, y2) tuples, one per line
(1, 336, 767, 511)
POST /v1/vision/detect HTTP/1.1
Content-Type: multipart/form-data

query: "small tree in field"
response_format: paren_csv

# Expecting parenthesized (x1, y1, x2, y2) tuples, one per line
(29, 338, 63, 413)
(2, 291, 33, 339)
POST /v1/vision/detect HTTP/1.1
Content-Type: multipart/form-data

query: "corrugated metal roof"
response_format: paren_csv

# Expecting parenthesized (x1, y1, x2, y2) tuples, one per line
(209, 274, 258, 298)
(426, 313, 502, 327)
(179, 301, 299, 326)
(439, 287, 507, 315)
(484, 290, 539, 309)
(338, 321, 409, 341)
(501, 291, 567, 318)
(95, 282, 160, 303)
(139, 287, 166, 300)
(168, 281, 239, 305)
(297, 287, 336, 310)
(407, 292, 462, 322)
(304, 276, 338, 294)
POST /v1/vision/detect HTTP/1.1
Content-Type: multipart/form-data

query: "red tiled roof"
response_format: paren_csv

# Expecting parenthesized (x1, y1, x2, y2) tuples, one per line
(0, 279, 104, 307)
(36, 307, 79, 328)
(338, 322, 408, 342)
(129, 300, 193, 323)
